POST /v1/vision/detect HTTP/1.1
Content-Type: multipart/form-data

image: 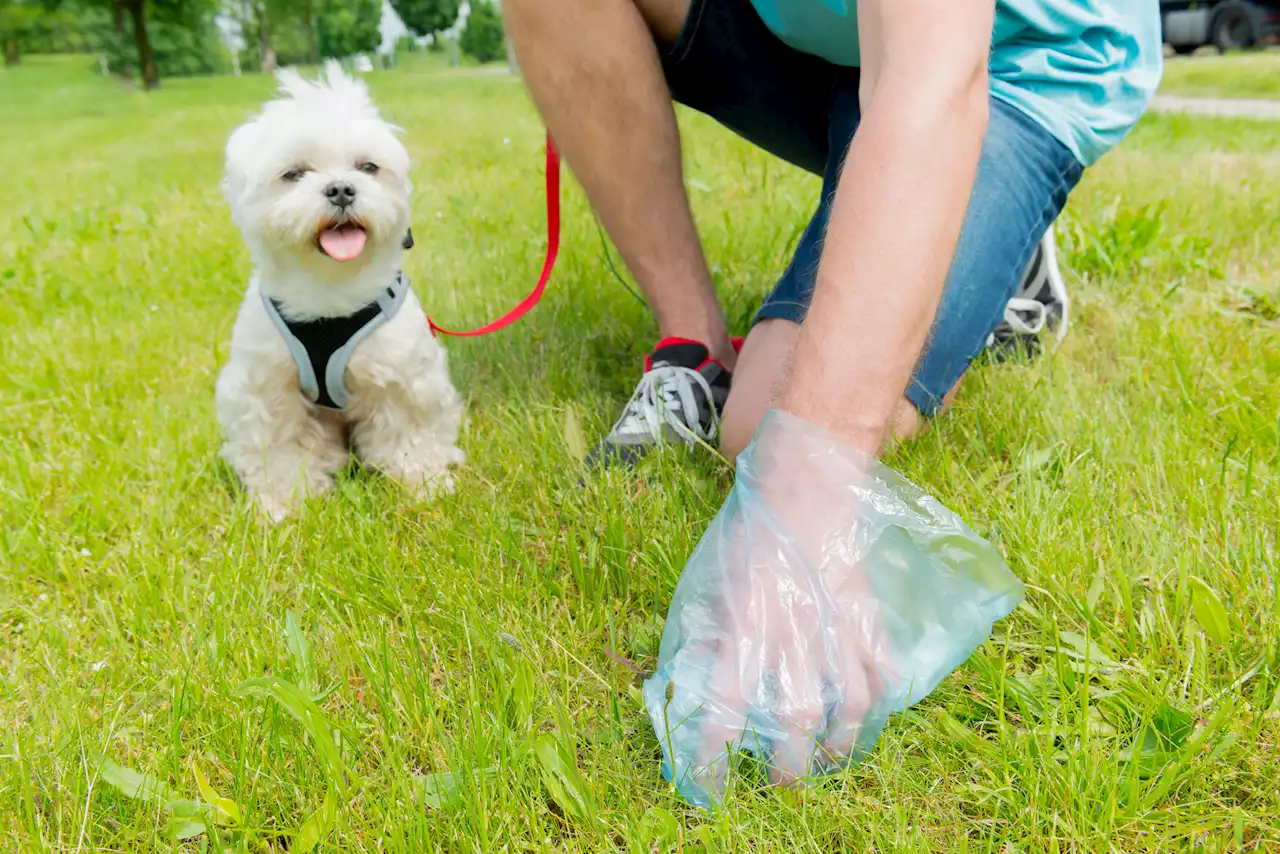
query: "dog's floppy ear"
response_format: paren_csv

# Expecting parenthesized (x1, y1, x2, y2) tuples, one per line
(402, 228, 414, 250)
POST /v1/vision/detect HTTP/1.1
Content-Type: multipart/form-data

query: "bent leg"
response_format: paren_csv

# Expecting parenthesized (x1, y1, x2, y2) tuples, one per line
(504, 0, 735, 363)
(721, 319, 939, 460)
(726, 96, 1084, 458)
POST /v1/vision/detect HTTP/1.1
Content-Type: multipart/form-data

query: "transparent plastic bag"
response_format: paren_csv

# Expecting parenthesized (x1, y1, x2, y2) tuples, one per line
(643, 410, 1024, 808)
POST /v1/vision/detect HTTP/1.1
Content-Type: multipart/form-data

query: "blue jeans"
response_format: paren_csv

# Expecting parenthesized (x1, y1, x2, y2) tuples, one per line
(662, 0, 1085, 415)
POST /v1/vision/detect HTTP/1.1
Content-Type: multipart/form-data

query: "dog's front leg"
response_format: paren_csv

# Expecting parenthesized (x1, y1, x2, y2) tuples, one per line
(216, 368, 348, 521)
(349, 394, 465, 500)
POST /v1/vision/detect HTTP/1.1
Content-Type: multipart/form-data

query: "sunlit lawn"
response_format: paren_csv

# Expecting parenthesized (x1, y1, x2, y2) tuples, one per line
(1161, 49, 1280, 99)
(2, 54, 1279, 851)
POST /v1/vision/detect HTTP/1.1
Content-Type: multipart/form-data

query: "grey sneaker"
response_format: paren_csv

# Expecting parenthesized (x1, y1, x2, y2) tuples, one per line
(987, 224, 1070, 360)
(586, 338, 732, 469)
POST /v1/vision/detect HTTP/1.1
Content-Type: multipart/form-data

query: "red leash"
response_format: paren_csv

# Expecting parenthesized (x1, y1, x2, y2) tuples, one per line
(428, 135, 561, 338)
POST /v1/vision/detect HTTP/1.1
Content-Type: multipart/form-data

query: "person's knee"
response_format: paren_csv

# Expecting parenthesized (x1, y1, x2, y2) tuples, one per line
(718, 319, 799, 463)
(887, 379, 961, 447)
(727, 394, 929, 460)
(888, 398, 927, 445)
(719, 411, 755, 462)
(719, 375, 770, 462)
(723, 328, 957, 459)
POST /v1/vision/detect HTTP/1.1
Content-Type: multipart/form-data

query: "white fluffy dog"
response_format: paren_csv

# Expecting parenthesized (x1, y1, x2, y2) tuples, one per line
(216, 62, 463, 520)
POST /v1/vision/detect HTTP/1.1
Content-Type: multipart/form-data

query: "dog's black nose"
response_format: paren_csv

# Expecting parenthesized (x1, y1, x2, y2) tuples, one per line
(323, 181, 356, 208)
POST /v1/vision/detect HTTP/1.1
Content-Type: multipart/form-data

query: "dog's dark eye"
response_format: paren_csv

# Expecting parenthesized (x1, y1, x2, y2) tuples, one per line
(357, 162, 379, 175)
(282, 168, 307, 182)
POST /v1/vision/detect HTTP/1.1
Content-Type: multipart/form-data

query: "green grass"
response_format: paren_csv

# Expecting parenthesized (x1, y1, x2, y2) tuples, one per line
(1160, 49, 1280, 100)
(2, 56, 1280, 852)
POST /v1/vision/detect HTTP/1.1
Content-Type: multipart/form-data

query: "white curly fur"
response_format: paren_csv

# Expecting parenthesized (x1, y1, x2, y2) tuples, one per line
(216, 61, 463, 520)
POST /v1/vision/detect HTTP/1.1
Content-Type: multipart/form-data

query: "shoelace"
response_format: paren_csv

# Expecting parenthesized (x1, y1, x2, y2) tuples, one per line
(612, 365, 718, 444)
(1001, 297, 1049, 335)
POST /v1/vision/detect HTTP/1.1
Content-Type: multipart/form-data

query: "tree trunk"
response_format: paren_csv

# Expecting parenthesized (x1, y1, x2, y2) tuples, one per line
(304, 0, 317, 67)
(112, 0, 134, 81)
(2, 39, 19, 67)
(124, 0, 158, 89)
(255, 2, 277, 72)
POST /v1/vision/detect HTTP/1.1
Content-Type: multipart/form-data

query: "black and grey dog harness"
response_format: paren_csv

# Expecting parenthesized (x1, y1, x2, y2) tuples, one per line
(263, 229, 417, 411)
(262, 272, 410, 411)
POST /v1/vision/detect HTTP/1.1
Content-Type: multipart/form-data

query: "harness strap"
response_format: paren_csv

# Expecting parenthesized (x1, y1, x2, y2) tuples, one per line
(263, 273, 410, 411)
(428, 135, 561, 338)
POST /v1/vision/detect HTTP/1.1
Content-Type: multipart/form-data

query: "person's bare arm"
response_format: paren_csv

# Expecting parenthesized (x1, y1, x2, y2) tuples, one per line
(778, 0, 995, 454)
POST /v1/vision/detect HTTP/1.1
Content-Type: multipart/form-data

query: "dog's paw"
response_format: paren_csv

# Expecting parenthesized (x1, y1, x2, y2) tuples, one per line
(388, 466, 455, 501)
(370, 453, 455, 500)
(248, 470, 335, 522)
(252, 489, 302, 522)
(421, 469, 455, 499)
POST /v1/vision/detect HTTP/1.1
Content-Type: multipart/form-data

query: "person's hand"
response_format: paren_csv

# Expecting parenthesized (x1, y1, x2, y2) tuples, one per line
(643, 410, 1025, 808)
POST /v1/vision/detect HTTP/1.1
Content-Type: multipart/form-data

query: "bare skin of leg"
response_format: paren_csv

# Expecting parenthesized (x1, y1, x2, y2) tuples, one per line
(504, 0, 737, 368)
(720, 318, 959, 460)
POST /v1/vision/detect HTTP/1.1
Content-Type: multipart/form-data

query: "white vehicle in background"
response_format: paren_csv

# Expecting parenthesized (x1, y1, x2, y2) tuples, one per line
(353, 55, 375, 73)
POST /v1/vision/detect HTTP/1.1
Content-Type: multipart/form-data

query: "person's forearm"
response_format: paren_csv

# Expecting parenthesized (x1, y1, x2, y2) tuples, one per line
(778, 74, 989, 454)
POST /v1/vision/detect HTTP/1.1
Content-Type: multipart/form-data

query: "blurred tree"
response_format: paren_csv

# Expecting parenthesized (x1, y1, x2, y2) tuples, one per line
(0, 0, 40, 65)
(95, 7, 227, 78)
(230, 0, 376, 69)
(108, 0, 131, 80)
(248, 0, 276, 70)
(393, 32, 416, 55)
(226, 0, 304, 71)
(4, 0, 130, 76)
(299, 0, 314, 65)
(4, 0, 229, 81)
(155, 0, 224, 82)
(315, 0, 378, 60)
(116, 0, 156, 85)
(388, 0, 457, 41)
(6, 0, 225, 79)
(33, 0, 205, 86)
(458, 0, 501, 63)
(10, 2, 86, 57)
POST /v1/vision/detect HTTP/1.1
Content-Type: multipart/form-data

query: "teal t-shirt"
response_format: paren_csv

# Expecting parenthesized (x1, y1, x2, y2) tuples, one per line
(747, 0, 1163, 166)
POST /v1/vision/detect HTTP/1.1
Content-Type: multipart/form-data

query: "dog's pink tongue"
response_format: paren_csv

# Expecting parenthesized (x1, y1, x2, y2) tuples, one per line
(319, 225, 367, 261)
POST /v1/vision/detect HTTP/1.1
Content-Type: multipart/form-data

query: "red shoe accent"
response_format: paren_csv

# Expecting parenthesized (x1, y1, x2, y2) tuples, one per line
(646, 336, 708, 372)
(643, 336, 741, 372)
(654, 336, 705, 350)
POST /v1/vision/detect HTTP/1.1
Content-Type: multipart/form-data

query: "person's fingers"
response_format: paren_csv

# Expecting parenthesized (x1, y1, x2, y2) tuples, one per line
(685, 515, 766, 799)
(672, 444, 880, 801)
(694, 515, 827, 793)
(753, 447, 879, 784)
(815, 643, 875, 769)
(767, 731, 820, 787)
(756, 521, 830, 787)
(688, 693, 746, 799)
(686, 622, 755, 799)
(817, 565, 888, 768)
